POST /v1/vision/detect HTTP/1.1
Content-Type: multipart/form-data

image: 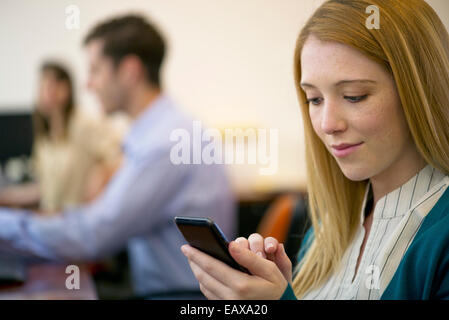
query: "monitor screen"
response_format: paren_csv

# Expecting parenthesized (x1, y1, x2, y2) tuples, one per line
(0, 111, 34, 185)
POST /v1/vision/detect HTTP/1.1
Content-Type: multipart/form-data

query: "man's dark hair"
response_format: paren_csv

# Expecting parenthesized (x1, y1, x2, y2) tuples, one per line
(84, 14, 165, 87)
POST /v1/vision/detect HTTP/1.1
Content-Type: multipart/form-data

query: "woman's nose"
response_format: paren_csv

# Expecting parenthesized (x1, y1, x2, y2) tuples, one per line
(320, 101, 347, 135)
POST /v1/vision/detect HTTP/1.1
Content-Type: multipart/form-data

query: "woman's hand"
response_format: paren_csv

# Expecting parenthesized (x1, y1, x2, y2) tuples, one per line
(181, 233, 292, 300)
(235, 234, 292, 283)
(0, 183, 40, 208)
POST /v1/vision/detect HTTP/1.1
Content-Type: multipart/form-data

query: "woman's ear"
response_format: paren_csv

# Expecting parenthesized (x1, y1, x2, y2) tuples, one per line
(118, 54, 144, 86)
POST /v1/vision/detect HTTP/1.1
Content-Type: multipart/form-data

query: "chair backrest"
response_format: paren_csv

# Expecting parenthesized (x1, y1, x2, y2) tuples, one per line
(256, 194, 298, 243)
(257, 193, 310, 267)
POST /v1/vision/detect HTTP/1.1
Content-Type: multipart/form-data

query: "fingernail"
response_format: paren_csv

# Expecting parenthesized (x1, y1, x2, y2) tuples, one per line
(230, 241, 240, 253)
(235, 238, 243, 243)
(266, 243, 274, 250)
(256, 251, 263, 257)
(181, 245, 188, 255)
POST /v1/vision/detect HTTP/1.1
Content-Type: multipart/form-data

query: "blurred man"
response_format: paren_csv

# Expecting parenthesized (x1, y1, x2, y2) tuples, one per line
(0, 15, 236, 299)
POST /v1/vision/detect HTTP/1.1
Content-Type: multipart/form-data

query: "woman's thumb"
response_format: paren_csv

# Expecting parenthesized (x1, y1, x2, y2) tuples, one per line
(229, 241, 276, 280)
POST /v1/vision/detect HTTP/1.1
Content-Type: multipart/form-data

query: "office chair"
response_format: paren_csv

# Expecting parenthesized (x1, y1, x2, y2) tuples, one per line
(257, 193, 310, 268)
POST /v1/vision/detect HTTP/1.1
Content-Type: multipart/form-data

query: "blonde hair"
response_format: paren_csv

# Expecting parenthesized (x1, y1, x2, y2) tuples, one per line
(293, 0, 449, 298)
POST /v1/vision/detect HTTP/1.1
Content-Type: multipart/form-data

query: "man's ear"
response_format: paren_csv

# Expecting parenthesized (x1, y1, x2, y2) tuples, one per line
(117, 54, 144, 85)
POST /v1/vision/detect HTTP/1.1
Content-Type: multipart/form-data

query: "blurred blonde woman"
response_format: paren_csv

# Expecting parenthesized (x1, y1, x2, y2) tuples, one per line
(181, 0, 449, 300)
(0, 62, 124, 214)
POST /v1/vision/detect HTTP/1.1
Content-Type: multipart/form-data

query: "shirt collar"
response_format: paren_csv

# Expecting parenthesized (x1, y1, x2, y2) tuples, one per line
(361, 164, 446, 222)
(122, 94, 172, 158)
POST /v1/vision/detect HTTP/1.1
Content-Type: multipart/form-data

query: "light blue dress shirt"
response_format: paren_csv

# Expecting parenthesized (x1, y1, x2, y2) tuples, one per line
(0, 95, 236, 297)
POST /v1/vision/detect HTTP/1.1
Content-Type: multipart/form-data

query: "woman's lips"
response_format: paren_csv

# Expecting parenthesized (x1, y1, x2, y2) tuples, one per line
(331, 142, 364, 158)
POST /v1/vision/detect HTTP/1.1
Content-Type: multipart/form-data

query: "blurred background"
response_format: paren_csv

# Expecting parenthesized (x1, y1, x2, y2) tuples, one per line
(0, 0, 448, 299)
(1, 0, 449, 193)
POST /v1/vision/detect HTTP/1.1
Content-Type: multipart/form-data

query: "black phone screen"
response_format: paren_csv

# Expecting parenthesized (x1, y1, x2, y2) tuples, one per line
(175, 217, 248, 273)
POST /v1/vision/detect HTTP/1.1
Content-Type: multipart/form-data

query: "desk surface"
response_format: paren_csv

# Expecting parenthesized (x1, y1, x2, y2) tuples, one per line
(0, 263, 97, 300)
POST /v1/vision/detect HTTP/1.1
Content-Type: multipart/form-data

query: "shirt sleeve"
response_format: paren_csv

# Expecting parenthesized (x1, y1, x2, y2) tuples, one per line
(280, 283, 298, 300)
(0, 150, 188, 263)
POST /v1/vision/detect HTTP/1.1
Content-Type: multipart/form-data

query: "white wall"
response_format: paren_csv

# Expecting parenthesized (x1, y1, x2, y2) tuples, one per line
(1, 0, 448, 193)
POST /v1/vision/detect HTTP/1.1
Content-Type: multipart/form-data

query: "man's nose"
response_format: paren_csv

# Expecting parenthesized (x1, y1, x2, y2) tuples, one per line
(321, 100, 347, 135)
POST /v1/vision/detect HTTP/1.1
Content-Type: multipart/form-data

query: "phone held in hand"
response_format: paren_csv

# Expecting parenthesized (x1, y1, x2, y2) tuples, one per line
(175, 216, 249, 274)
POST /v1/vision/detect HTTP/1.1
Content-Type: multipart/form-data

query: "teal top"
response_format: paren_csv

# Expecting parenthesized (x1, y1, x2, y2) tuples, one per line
(281, 186, 449, 300)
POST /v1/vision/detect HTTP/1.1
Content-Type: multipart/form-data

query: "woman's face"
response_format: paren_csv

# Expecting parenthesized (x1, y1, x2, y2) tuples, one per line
(300, 35, 420, 182)
(37, 70, 70, 116)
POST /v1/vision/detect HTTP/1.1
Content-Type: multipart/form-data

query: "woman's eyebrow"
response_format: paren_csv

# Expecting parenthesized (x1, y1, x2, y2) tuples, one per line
(335, 79, 377, 86)
(300, 79, 377, 89)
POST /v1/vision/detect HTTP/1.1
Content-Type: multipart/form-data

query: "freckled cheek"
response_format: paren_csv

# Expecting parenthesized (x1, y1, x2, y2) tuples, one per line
(357, 111, 401, 155)
(309, 112, 326, 142)
(308, 106, 404, 154)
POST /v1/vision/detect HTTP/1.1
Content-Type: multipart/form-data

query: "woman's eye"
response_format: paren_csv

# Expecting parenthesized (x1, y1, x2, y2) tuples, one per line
(306, 95, 368, 106)
(344, 94, 368, 103)
(306, 97, 323, 106)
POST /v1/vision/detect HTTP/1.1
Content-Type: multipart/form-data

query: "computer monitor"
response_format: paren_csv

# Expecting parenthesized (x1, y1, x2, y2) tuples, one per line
(0, 110, 32, 284)
(0, 254, 27, 286)
(0, 110, 34, 186)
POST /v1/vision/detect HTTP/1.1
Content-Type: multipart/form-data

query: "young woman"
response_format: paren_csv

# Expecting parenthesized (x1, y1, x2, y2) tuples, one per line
(181, 0, 449, 299)
(0, 62, 124, 214)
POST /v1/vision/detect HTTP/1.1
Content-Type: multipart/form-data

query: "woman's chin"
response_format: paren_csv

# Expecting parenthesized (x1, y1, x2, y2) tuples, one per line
(339, 166, 371, 182)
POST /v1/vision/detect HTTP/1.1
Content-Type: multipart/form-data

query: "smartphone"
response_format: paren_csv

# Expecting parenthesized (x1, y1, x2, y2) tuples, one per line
(175, 216, 249, 274)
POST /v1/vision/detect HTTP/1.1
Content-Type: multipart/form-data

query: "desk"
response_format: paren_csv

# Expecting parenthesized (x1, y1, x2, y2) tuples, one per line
(0, 263, 97, 300)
